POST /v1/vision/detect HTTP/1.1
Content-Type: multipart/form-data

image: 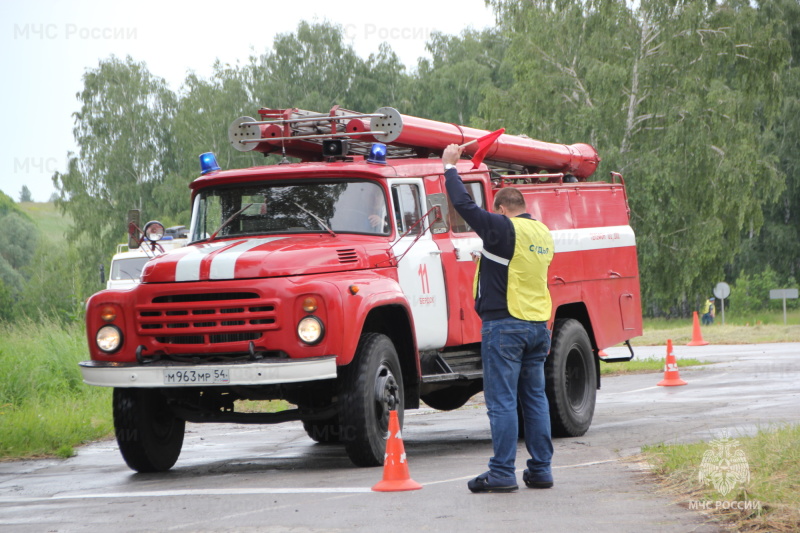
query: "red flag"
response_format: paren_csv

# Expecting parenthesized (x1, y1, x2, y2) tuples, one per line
(463, 128, 505, 169)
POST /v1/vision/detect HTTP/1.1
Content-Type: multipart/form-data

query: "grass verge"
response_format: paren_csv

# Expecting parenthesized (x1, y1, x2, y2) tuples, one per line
(642, 425, 800, 532)
(600, 356, 705, 376)
(0, 319, 112, 459)
(634, 312, 800, 347)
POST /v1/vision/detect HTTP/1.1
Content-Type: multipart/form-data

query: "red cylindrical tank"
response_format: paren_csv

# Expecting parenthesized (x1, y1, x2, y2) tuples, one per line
(377, 111, 600, 179)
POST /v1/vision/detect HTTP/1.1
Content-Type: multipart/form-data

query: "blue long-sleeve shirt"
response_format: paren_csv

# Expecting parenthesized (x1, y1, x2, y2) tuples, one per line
(444, 167, 535, 321)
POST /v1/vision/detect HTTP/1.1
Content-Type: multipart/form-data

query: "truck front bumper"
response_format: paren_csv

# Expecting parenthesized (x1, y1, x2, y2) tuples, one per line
(79, 356, 338, 388)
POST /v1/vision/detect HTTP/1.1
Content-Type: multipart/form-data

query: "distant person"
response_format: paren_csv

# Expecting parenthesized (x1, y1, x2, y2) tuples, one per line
(702, 297, 716, 325)
(367, 188, 387, 233)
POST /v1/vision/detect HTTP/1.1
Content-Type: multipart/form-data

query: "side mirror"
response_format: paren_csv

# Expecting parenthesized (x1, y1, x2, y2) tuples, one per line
(426, 194, 449, 234)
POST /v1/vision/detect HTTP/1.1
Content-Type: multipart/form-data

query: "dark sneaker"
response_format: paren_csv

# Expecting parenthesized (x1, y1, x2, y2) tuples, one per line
(468, 472, 518, 493)
(523, 469, 553, 489)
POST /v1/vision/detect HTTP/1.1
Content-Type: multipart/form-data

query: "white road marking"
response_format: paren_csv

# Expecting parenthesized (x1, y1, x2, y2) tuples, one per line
(0, 459, 623, 503)
(0, 487, 371, 503)
(421, 458, 620, 486)
(611, 373, 729, 394)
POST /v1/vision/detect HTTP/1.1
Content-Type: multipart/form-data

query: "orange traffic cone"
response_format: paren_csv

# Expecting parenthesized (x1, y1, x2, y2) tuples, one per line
(658, 339, 687, 387)
(372, 410, 422, 492)
(687, 311, 709, 346)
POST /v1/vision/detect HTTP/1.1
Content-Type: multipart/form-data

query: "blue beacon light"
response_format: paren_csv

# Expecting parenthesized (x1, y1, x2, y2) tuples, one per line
(199, 152, 221, 175)
(367, 143, 387, 165)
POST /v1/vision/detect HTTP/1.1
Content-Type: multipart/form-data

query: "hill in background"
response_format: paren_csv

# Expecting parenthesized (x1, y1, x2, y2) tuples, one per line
(18, 202, 72, 244)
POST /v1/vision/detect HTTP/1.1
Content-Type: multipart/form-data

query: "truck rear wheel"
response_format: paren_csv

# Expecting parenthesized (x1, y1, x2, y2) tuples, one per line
(113, 388, 185, 473)
(545, 319, 596, 437)
(339, 333, 403, 467)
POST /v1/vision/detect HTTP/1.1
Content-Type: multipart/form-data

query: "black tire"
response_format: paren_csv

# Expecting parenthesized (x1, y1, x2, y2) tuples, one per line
(545, 319, 596, 438)
(113, 388, 185, 473)
(421, 383, 480, 411)
(338, 333, 404, 467)
(301, 415, 341, 444)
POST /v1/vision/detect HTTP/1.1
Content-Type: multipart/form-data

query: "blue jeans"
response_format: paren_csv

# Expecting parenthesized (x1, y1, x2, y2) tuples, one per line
(481, 317, 553, 483)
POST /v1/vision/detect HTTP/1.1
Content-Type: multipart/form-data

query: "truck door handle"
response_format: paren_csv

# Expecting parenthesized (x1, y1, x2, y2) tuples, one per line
(608, 270, 621, 278)
(552, 275, 566, 284)
(430, 250, 443, 255)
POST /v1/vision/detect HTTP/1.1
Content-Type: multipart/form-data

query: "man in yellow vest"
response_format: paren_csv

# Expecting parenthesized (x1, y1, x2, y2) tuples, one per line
(702, 297, 716, 325)
(443, 144, 555, 493)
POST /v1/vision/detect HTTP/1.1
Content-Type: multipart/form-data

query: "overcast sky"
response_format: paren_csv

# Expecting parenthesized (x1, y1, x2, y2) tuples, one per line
(0, 0, 495, 202)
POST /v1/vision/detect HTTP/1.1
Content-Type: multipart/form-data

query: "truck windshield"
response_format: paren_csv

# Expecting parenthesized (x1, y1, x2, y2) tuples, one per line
(190, 180, 389, 241)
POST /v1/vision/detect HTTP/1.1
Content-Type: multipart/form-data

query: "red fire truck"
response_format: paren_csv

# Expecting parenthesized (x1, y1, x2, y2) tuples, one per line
(80, 106, 642, 472)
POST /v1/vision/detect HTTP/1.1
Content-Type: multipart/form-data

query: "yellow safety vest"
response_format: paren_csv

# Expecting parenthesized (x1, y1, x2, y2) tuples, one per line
(473, 217, 554, 322)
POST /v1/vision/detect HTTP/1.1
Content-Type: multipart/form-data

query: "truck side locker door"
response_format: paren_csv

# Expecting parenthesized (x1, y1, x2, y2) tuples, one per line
(389, 179, 449, 350)
(567, 183, 642, 347)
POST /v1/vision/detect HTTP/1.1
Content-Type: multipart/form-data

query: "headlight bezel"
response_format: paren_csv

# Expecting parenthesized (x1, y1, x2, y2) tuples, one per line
(297, 315, 324, 345)
(96, 324, 123, 354)
(143, 220, 165, 242)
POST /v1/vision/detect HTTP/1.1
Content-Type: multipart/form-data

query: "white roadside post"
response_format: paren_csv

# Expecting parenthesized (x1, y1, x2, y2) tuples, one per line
(714, 282, 731, 325)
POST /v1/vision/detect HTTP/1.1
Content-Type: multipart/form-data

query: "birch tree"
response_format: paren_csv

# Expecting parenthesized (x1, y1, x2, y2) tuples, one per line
(486, 0, 789, 311)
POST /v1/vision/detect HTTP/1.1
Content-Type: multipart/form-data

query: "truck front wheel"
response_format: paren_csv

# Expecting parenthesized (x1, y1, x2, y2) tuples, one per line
(545, 319, 596, 438)
(302, 415, 341, 444)
(339, 333, 404, 467)
(113, 388, 185, 473)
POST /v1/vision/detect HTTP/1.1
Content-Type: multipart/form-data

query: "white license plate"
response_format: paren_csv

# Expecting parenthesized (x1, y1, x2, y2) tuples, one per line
(163, 368, 230, 385)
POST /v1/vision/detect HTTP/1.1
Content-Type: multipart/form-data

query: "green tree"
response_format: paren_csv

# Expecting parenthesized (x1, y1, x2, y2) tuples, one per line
(53, 56, 178, 296)
(17, 244, 87, 324)
(412, 29, 509, 125)
(19, 186, 32, 203)
(245, 21, 364, 111)
(0, 259, 24, 303)
(486, 0, 790, 313)
(350, 43, 412, 113)
(0, 213, 38, 271)
(731, 0, 800, 284)
(729, 266, 782, 314)
(0, 279, 13, 322)
(154, 64, 262, 224)
(0, 192, 36, 300)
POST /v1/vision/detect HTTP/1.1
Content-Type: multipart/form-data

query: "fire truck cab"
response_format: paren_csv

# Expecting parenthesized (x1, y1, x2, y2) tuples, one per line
(80, 106, 642, 472)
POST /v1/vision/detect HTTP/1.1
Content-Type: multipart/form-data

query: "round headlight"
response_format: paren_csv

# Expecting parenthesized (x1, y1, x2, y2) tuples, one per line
(143, 221, 165, 242)
(96, 325, 123, 353)
(297, 316, 324, 345)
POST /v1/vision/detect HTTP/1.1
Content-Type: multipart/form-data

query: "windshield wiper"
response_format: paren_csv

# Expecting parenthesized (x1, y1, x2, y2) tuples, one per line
(293, 201, 336, 236)
(209, 203, 253, 241)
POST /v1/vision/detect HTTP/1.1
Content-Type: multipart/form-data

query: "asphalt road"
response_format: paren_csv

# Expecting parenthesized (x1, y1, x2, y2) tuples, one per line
(1, 342, 798, 532)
